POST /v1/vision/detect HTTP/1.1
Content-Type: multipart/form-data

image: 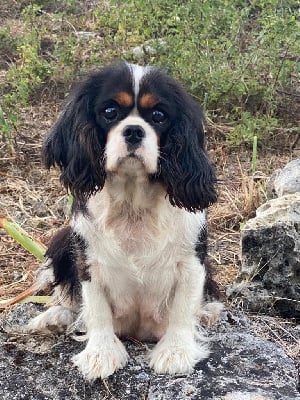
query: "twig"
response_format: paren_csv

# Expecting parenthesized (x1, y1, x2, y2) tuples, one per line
(0, 285, 35, 309)
(276, 89, 300, 98)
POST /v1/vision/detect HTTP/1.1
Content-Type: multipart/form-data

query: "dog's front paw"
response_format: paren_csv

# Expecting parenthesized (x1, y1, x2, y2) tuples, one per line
(72, 336, 128, 381)
(149, 332, 209, 375)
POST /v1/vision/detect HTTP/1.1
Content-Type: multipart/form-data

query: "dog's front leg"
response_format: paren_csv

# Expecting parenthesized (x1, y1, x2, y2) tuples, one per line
(149, 257, 209, 374)
(72, 280, 128, 381)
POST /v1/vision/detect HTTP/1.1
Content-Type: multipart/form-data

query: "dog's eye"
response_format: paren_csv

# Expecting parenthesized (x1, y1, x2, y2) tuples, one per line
(103, 106, 118, 122)
(152, 110, 167, 124)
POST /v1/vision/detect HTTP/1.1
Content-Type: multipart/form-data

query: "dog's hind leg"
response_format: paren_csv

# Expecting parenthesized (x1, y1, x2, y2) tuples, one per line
(27, 304, 76, 334)
(27, 226, 83, 334)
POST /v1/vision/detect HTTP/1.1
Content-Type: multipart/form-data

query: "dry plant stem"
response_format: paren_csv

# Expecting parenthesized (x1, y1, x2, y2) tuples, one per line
(237, 156, 261, 219)
(0, 285, 35, 309)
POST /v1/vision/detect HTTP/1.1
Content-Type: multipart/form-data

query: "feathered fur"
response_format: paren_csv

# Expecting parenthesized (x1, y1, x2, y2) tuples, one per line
(28, 62, 222, 381)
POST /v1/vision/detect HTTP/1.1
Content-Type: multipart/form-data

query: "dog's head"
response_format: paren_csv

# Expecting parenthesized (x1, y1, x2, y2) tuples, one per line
(43, 62, 217, 212)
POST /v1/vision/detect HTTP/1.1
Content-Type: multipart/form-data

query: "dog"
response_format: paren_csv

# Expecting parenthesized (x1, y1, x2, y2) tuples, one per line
(28, 62, 222, 381)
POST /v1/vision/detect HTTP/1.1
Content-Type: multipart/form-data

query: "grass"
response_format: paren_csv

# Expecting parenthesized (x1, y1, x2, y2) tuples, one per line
(0, 0, 299, 146)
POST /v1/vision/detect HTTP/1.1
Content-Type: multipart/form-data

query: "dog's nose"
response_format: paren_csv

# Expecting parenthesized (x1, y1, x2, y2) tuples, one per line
(123, 125, 145, 145)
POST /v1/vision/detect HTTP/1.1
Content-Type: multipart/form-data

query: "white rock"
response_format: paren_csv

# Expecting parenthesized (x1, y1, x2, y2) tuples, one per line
(273, 158, 300, 197)
(244, 193, 300, 229)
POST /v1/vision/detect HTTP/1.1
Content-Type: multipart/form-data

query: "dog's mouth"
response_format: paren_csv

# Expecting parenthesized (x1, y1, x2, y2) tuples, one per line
(110, 155, 148, 179)
(106, 144, 158, 176)
(128, 151, 138, 158)
(116, 152, 145, 169)
(122, 148, 145, 161)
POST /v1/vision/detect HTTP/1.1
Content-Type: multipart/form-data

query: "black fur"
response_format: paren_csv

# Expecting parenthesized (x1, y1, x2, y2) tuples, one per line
(159, 126, 217, 212)
(42, 96, 106, 201)
(204, 258, 221, 301)
(194, 223, 221, 300)
(43, 62, 217, 211)
(141, 68, 217, 212)
(195, 221, 208, 265)
(45, 226, 89, 299)
(42, 63, 133, 201)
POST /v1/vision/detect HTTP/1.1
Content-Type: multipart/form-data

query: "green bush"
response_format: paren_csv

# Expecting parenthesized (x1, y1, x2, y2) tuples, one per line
(0, 0, 298, 146)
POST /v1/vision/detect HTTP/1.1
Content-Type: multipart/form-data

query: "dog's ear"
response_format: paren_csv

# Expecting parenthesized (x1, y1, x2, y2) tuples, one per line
(159, 103, 217, 212)
(42, 79, 106, 200)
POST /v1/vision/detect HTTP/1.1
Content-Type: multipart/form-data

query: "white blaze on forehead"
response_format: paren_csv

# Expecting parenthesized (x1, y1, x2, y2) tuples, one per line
(128, 64, 149, 98)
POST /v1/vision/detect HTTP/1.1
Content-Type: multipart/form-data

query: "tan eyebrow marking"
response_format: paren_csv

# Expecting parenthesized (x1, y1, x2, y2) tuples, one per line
(114, 92, 133, 107)
(139, 93, 159, 109)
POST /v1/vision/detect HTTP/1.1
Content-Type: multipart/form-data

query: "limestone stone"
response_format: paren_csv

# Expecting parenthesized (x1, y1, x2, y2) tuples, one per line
(229, 193, 300, 319)
(0, 304, 299, 399)
(274, 158, 300, 197)
(267, 158, 300, 198)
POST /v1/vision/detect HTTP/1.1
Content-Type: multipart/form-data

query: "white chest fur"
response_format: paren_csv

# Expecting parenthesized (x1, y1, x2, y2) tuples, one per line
(72, 170, 206, 339)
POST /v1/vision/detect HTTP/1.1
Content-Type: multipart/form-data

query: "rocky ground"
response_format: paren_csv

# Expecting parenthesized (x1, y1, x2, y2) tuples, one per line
(0, 303, 299, 400)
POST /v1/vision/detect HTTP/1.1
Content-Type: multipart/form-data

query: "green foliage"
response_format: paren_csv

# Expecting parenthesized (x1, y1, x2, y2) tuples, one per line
(0, 0, 298, 146)
(3, 5, 53, 109)
(0, 28, 19, 62)
(0, 106, 17, 143)
(96, 0, 299, 144)
(4, 39, 52, 108)
(227, 112, 279, 145)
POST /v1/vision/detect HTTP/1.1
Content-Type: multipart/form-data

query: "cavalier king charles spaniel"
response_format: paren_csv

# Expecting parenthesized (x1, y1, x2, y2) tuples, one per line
(28, 62, 222, 381)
